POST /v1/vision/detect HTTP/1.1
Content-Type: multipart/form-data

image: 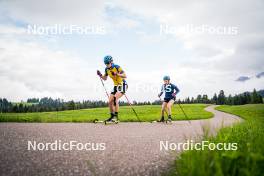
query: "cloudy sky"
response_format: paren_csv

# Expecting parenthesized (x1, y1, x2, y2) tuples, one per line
(0, 0, 263, 102)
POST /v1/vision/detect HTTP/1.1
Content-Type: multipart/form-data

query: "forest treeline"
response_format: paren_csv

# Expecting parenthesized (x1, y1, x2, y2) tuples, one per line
(0, 89, 263, 113)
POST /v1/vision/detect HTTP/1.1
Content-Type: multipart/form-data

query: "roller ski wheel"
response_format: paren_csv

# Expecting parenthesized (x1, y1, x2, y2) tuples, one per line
(165, 118, 172, 124)
(104, 119, 119, 125)
(93, 119, 104, 123)
(157, 120, 165, 123)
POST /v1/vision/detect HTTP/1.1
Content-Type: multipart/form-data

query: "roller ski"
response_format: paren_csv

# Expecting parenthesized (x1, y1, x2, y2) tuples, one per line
(93, 119, 119, 124)
(104, 118, 119, 125)
(104, 113, 119, 125)
(93, 118, 119, 124)
(93, 119, 104, 123)
(151, 116, 172, 124)
(151, 116, 165, 123)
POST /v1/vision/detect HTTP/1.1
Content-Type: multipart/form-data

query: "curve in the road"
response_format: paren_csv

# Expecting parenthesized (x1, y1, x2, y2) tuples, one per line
(0, 105, 241, 176)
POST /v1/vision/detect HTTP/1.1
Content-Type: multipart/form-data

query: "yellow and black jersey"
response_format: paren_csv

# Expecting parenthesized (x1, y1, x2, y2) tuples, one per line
(104, 64, 126, 85)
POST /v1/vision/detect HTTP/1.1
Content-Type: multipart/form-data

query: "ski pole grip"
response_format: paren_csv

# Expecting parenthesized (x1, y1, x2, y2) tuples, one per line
(97, 70, 102, 77)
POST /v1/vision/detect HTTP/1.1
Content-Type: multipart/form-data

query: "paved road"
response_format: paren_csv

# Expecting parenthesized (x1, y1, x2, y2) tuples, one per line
(0, 105, 241, 176)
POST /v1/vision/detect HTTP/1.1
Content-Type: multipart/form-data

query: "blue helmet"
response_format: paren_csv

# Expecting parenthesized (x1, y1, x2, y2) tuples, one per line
(163, 75, 170, 80)
(104, 55, 113, 64)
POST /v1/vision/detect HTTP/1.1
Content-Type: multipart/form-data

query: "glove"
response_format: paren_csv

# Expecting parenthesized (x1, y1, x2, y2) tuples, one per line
(158, 93, 162, 98)
(172, 93, 176, 97)
(97, 70, 102, 77)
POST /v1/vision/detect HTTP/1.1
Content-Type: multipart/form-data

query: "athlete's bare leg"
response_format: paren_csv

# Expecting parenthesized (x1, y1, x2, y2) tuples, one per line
(167, 99, 175, 116)
(114, 92, 124, 113)
(109, 94, 115, 113)
(161, 102, 168, 117)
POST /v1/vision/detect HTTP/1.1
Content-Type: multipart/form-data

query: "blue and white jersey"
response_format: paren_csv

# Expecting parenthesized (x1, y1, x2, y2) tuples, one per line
(160, 83, 180, 99)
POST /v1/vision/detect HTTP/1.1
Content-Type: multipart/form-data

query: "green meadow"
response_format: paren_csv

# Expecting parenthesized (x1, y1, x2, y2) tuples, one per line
(0, 104, 212, 122)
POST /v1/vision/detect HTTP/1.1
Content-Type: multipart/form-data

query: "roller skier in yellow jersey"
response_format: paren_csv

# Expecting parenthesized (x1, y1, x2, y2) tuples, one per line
(97, 55, 127, 123)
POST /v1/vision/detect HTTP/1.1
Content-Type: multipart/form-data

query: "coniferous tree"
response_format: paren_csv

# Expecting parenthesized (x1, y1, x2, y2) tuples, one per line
(251, 89, 259, 103)
(212, 93, 218, 104)
(191, 97, 194, 104)
(226, 95, 233, 105)
(197, 95, 202, 103)
(217, 90, 226, 105)
(202, 95, 208, 104)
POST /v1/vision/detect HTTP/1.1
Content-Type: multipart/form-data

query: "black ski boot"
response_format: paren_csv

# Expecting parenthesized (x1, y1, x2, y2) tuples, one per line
(105, 113, 115, 122)
(105, 113, 119, 124)
(114, 112, 119, 121)
(167, 115, 172, 123)
(158, 116, 165, 122)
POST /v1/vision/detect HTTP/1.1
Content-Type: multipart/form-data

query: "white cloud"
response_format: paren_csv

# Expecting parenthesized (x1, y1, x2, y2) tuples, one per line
(0, 0, 263, 102)
(113, 0, 264, 73)
(0, 25, 26, 35)
(0, 37, 106, 101)
(0, 0, 106, 25)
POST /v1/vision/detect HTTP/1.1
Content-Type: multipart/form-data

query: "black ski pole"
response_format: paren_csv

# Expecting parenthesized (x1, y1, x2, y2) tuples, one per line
(177, 102, 191, 124)
(124, 94, 141, 122)
(98, 76, 110, 99)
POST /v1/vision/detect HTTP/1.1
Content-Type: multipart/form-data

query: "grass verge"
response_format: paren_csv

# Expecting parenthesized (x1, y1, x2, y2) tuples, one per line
(167, 104, 264, 176)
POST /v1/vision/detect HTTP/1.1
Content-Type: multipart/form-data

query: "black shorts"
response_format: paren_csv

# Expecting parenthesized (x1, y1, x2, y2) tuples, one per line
(164, 97, 175, 103)
(111, 82, 128, 95)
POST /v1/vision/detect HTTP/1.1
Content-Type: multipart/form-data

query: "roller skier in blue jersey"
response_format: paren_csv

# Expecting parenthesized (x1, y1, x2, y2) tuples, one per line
(158, 76, 180, 122)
